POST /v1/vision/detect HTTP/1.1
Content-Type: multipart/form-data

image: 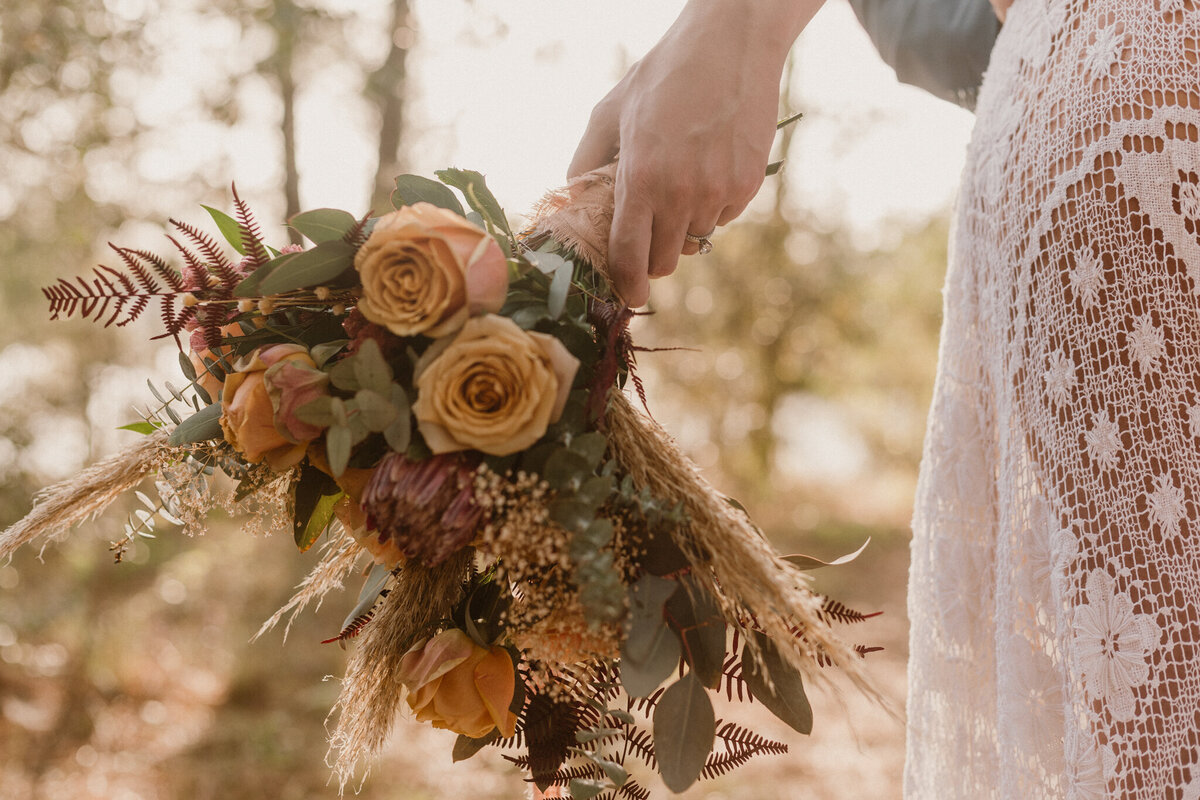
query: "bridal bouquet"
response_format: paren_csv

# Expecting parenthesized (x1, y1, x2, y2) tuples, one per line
(4, 165, 880, 798)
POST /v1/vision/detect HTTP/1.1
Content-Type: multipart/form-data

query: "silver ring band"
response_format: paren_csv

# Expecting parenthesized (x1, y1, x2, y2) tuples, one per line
(685, 229, 715, 255)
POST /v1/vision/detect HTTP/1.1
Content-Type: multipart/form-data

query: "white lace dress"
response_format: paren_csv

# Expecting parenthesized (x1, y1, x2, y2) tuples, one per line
(905, 1, 1200, 797)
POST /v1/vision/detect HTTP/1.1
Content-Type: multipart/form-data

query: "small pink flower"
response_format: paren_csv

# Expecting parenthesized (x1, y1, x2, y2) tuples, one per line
(264, 357, 330, 443)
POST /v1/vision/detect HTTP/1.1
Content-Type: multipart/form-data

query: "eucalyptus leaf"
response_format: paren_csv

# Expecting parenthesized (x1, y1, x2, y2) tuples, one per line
(652, 673, 715, 793)
(167, 403, 223, 446)
(383, 384, 411, 452)
(355, 389, 397, 431)
(289, 208, 357, 244)
(353, 338, 393, 395)
(569, 432, 608, 469)
(548, 260, 572, 319)
(201, 204, 246, 255)
(590, 757, 628, 786)
(741, 631, 814, 735)
(259, 239, 356, 295)
(665, 578, 727, 689)
(327, 358, 361, 392)
(295, 396, 335, 428)
(568, 780, 605, 800)
(177, 350, 197, 381)
(327, 423, 352, 477)
(621, 575, 681, 697)
(525, 250, 568, 275)
(452, 729, 500, 763)
(393, 174, 466, 216)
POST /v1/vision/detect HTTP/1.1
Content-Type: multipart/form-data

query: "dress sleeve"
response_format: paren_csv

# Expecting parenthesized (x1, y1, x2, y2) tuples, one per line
(845, 0, 999, 110)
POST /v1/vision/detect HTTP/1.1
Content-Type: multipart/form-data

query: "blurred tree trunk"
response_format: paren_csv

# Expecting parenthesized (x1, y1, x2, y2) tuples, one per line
(266, 0, 303, 244)
(367, 0, 413, 212)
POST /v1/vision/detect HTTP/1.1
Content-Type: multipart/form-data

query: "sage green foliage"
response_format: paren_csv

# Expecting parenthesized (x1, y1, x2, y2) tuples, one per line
(620, 574, 682, 697)
(741, 631, 814, 735)
(653, 672, 716, 793)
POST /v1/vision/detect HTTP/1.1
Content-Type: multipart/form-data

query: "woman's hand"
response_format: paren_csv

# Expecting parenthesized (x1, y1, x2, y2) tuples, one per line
(569, 0, 823, 307)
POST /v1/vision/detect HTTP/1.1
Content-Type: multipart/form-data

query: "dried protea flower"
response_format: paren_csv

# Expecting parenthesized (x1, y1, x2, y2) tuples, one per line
(361, 452, 484, 566)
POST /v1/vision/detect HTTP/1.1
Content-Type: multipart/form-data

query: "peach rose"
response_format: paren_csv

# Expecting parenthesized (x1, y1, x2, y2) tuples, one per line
(412, 315, 580, 456)
(355, 202, 508, 338)
(398, 628, 518, 739)
(219, 344, 319, 470)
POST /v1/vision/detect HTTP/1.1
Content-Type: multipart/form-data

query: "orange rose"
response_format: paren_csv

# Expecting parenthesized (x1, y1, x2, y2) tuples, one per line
(355, 202, 508, 338)
(412, 315, 580, 456)
(398, 629, 518, 739)
(219, 344, 319, 470)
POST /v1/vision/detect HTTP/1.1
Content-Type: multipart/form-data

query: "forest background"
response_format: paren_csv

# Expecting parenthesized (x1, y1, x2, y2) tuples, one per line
(0, 1, 975, 797)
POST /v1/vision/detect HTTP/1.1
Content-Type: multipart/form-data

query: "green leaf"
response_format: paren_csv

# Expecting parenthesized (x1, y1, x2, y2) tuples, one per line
(355, 389, 397, 432)
(589, 756, 628, 786)
(765, 160, 784, 177)
(289, 208, 358, 244)
(295, 396, 336, 428)
(548, 260, 572, 319)
(620, 575, 681, 697)
(259, 239, 356, 295)
(525, 250, 568, 275)
(434, 168, 512, 239)
(393, 174, 466, 216)
(327, 423, 352, 477)
(310, 340, 348, 369)
(665, 577, 727, 689)
(569, 432, 608, 469)
(383, 384, 411, 453)
(118, 421, 162, 435)
(568, 780, 606, 800)
(741, 631, 813, 735)
(652, 673, 715, 793)
(452, 729, 500, 763)
(177, 350, 197, 381)
(327, 357, 361, 392)
(233, 250, 298, 297)
(202, 204, 246, 255)
(293, 464, 341, 552)
(353, 338, 393, 395)
(167, 402, 223, 446)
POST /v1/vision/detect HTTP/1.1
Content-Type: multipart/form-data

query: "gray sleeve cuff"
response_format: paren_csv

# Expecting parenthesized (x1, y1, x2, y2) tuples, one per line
(846, 0, 999, 111)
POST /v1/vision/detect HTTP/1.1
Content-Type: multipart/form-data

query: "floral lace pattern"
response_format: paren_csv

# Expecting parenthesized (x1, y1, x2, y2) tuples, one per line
(905, 1, 1200, 797)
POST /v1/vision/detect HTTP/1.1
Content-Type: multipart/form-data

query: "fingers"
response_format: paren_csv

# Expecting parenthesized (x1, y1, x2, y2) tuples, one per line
(679, 209, 723, 257)
(648, 215, 689, 278)
(568, 100, 620, 180)
(607, 184, 653, 307)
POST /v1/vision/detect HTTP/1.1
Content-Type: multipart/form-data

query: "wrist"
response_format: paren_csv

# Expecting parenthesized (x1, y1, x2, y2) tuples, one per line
(676, 0, 822, 65)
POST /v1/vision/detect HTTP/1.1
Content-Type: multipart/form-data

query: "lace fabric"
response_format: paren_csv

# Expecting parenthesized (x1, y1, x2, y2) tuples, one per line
(905, 1, 1200, 797)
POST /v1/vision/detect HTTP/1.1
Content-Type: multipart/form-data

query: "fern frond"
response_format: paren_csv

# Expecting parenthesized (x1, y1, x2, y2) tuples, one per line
(169, 217, 236, 278)
(815, 643, 885, 667)
(343, 211, 373, 249)
(231, 184, 270, 270)
(818, 597, 883, 625)
(712, 720, 788, 755)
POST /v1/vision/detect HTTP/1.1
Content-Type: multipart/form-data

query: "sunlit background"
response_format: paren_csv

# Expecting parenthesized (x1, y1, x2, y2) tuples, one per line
(0, 1, 975, 797)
